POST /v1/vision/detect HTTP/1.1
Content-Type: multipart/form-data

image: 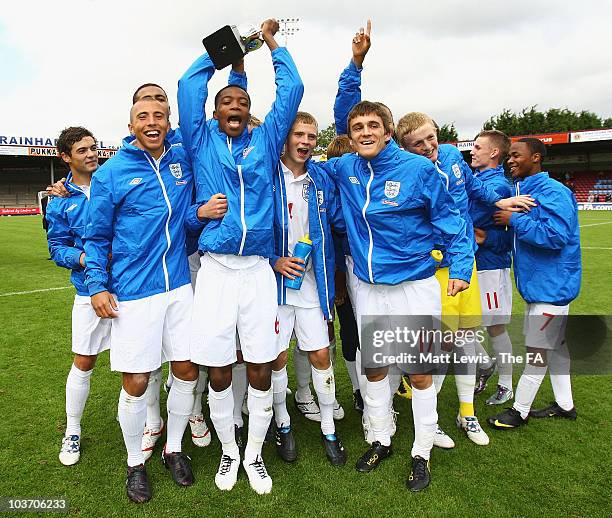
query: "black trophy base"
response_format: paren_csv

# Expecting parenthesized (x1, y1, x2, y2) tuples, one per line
(203, 25, 246, 70)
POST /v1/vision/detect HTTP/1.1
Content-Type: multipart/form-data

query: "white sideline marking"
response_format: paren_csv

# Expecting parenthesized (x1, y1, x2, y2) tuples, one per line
(0, 286, 72, 297)
(580, 221, 612, 228)
(582, 247, 612, 250)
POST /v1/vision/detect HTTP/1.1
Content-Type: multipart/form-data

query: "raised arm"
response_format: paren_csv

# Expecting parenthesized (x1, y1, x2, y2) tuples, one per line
(228, 59, 247, 90)
(260, 19, 304, 160)
(334, 20, 371, 135)
(177, 51, 217, 156)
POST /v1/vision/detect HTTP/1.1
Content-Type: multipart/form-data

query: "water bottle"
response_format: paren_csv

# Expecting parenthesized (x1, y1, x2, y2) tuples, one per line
(285, 234, 313, 290)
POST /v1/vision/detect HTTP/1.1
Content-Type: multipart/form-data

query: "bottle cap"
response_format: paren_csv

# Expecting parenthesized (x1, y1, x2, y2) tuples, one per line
(431, 250, 443, 262)
(299, 234, 312, 245)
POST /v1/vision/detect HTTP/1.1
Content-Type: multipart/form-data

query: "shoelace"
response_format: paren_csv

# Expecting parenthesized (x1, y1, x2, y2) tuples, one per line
(464, 417, 481, 433)
(218, 455, 236, 475)
(127, 466, 148, 491)
(413, 458, 428, 479)
(62, 436, 79, 452)
(249, 457, 268, 479)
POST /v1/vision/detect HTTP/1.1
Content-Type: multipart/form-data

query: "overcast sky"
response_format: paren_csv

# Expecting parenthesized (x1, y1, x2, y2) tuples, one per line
(3, 0, 612, 143)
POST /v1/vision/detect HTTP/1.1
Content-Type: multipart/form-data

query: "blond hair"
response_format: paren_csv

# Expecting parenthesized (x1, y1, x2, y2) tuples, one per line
(396, 112, 437, 146)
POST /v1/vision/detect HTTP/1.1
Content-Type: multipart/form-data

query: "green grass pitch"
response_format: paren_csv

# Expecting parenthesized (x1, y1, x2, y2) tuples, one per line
(0, 213, 610, 517)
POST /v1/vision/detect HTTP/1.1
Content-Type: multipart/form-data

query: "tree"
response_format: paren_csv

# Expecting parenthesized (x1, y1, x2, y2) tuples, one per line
(483, 106, 612, 136)
(315, 123, 337, 155)
(438, 123, 458, 142)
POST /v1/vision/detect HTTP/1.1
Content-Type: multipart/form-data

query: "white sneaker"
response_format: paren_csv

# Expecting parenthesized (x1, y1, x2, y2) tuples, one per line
(215, 452, 240, 491)
(59, 434, 80, 466)
(243, 455, 272, 495)
(456, 414, 490, 446)
(189, 414, 211, 447)
(433, 425, 455, 449)
(333, 399, 345, 420)
(141, 419, 164, 461)
(294, 395, 321, 422)
(362, 413, 374, 445)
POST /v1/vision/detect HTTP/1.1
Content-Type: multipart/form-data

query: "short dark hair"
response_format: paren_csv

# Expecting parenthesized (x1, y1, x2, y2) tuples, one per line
(347, 101, 393, 136)
(132, 83, 168, 105)
(57, 127, 95, 157)
(214, 85, 251, 110)
(478, 130, 511, 159)
(327, 135, 353, 158)
(518, 137, 547, 162)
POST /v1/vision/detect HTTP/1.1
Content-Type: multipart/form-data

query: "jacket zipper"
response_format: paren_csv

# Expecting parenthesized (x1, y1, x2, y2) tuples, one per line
(277, 164, 286, 302)
(227, 136, 248, 256)
(513, 181, 520, 293)
(364, 163, 375, 283)
(144, 148, 171, 291)
(308, 173, 331, 319)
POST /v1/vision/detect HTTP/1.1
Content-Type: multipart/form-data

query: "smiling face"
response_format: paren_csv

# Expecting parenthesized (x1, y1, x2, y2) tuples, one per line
(471, 135, 496, 171)
(349, 113, 392, 161)
(507, 141, 540, 179)
(400, 122, 439, 163)
(213, 86, 250, 137)
(61, 136, 98, 176)
(128, 99, 169, 159)
(283, 122, 317, 168)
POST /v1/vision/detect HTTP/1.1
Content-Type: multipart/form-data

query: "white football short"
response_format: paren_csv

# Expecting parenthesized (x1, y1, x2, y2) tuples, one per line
(354, 275, 442, 374)
(354, 275, 442, 328)
(278, 305, 329, 352)
(72, 295, 111, 356)
(110, 284, 192, 373)
(477, 268, 513, 327)
(190, 254, 281, 366)
(523, 303, 569, 350)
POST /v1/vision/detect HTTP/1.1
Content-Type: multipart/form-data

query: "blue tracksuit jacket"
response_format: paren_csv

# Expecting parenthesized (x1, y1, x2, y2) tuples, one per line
(510, 172, 581, 306)
(46, 173, 91, 296)
(178, 48, 304, 258)
(270, 159, 345, 319)
(469, 165, 513, 271)
(83, 137, 194, 301)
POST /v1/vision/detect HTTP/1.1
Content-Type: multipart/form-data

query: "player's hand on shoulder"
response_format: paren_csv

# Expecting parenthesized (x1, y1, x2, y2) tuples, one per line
(47, 178, 69, 198)
(274, 256, 305, 280)
(197, 193, 227, 220)
(496, 195, 536, 212)
(91, 291, 118, 318)
(447, 279, 469, 297)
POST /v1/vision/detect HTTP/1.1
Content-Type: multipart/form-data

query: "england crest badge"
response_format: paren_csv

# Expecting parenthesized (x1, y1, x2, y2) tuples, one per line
(384, 180, 401, 198)
(169, 163, 183, 179)
(452, 163, 462, 178)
